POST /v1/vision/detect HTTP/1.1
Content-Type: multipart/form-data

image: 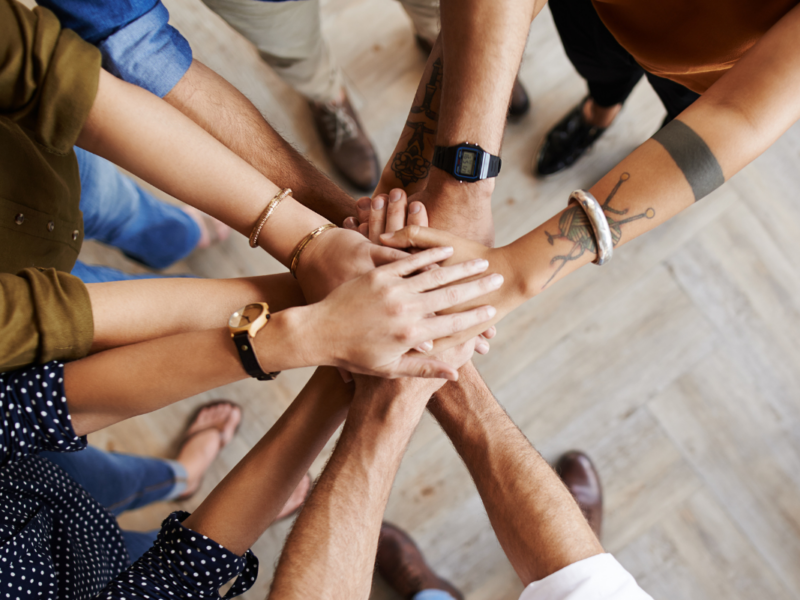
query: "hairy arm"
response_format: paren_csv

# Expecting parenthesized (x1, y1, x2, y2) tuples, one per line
(429, 362, 603, 584)
(376, 0, 545, 245)
(165, 60, 356, 226)
(269, 375, 442, 600)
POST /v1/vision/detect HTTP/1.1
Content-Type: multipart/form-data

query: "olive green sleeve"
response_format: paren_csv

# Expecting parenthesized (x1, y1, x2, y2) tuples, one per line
(0, 268, 94, 372)
(0, 0, 101, 154)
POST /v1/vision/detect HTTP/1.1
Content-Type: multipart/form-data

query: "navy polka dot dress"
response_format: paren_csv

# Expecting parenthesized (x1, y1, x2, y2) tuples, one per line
(0, 362, 258, 599)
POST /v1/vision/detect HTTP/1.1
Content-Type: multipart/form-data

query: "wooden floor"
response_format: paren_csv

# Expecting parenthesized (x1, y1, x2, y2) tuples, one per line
(71, 1, 800, 598)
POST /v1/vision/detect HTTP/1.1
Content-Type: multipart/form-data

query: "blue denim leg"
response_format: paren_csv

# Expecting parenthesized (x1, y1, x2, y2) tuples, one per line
(413, 591, 458, 600)
(76, 147, 201, 270)
(40, 446, 187, 516)
(71, 260, 173, 283)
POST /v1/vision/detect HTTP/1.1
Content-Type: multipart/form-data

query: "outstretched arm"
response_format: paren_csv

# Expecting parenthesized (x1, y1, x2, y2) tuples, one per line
(381, 2, 800, 346)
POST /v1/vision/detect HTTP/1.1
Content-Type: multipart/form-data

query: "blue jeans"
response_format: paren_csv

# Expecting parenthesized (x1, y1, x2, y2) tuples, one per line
(73, 148, 201, 284)
(41, 446, 187, 562)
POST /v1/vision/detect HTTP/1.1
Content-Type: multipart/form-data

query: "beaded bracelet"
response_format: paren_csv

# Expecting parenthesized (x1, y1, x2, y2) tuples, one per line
(249, 188, 292, 248)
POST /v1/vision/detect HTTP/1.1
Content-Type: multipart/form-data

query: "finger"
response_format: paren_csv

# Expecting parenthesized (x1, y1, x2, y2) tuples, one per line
(369, 194, 388, 244)
(358, 222, 369, 237)
(421, 273, 503, 313)
(407, 201, 429, 228)
(414, 340, 433, 353)
(370, 244, 411, 267)
(337, 367, 353, 383)
(343, 217, 359, 230)
(386, 189, 408, 233)
(394, 355, 459, 381)
(481, 326, 497, 340)
(423, 305, 498, 341)
(475, 337, 490, 355)
(380, 225, 459, 250)
(379, 246, 454, 277)
(411, 258, 490, 293)
(356, 197, 371, 224)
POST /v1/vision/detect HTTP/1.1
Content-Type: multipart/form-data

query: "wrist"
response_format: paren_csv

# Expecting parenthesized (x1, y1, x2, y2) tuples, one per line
(425, 168, 495, 203)
(259, 307, 323, 370)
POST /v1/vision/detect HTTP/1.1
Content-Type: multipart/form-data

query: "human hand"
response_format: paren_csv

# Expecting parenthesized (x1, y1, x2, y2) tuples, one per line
(294, 226, 407, 304)
(296, 246, 502, 380)
(379, 224, 526, 351)
(345, 188, 497, 346)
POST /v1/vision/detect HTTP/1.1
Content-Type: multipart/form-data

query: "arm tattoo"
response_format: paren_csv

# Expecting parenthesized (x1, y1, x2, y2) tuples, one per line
(652, 119, 724, 201)
(391, 58, 442, 186)
(543, 173, 655, 289)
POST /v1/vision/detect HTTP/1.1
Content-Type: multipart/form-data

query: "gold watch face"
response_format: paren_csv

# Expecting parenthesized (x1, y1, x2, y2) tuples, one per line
(229, 304, 264, 329)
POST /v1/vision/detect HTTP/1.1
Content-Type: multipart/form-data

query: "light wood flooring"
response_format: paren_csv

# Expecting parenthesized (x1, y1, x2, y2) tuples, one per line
(60, 0, 800, 598)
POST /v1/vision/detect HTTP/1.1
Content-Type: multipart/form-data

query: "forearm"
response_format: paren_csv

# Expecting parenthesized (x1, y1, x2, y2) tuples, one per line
(88, 273, 304, 352)
(66, 307, 322, 435)
(77, 69, 330, 267)
(429, 363, 602, 584)
(270, 377, 432, 600)
(184, 367, 351, 555)
(165, 60, 356, 225)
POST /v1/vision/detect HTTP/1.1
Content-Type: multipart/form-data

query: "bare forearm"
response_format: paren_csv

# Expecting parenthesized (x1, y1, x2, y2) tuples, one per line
(165, 60, 356, 225)
(184, 367, 351, 556)
(429, 363, 602, 584)
(88, 274, 304, 352)
(270, 377, 432, 600)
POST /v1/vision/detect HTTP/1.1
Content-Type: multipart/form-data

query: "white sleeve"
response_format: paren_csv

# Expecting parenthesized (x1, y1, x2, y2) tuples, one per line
(519, 554, 653, 600)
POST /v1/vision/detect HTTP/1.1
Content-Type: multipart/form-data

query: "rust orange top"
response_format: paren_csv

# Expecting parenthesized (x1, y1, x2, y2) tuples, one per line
(592, 0, 799, 93)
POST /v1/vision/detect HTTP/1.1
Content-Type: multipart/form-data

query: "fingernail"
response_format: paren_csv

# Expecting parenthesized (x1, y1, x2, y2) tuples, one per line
(490, 274, 504, 287)
(343, 217, 357, 229)
(409, 202, 421, 214)
(487, 306, 497, 318)
(477, 342, 490, 354)
(473, 259, 489, 269)
(418, 341, 433, 352)
(442, 246, 454, 254)
(389, 189, 403, 203)
(440, 371, 454, 380)
(356, 197, 370, 210)
(380, 232, 395, 239)
(373, 196, 385, 210)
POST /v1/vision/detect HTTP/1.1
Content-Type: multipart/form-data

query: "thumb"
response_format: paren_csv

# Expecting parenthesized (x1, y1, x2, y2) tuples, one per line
(395, 355, 458, 381)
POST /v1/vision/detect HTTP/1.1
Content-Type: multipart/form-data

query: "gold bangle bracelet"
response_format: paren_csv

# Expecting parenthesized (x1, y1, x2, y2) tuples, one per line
(290, 223, 336, 278)
(249, 188, 292, 248)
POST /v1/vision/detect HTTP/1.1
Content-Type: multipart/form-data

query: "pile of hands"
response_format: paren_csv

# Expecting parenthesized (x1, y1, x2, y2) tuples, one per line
(290, 187, 522, 384)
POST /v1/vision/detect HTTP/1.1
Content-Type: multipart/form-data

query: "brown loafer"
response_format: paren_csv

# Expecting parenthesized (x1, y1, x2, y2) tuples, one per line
(555, 450, 603, 539)
(376, 522, 464, 600)
(309, 94, 380, 192)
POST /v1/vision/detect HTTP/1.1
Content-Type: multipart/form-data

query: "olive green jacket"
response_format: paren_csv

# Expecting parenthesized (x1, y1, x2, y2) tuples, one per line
(0, 0, 101, 371)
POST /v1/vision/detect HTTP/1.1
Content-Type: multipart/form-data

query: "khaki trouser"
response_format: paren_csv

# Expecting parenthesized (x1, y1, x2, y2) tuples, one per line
(200, 0, 441, 103)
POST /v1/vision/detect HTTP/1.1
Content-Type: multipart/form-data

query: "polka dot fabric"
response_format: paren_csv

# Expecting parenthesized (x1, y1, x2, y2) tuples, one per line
(0, 362, 258, 599)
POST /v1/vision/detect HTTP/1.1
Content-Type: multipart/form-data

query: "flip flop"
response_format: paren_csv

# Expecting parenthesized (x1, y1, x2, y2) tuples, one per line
(177, 400, 242, 500)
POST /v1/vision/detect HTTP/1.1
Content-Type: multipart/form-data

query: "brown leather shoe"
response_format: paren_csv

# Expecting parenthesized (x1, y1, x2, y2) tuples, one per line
(555, 451, 603, 539)
(376, 522, 464, 600)
(414, 35, 529, 119)
(309, 94, 380, 192)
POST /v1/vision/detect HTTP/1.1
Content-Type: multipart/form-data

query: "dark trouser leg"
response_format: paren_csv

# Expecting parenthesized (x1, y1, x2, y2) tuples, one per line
(549, 0, 643, 108)
(644, 72, 701, 125)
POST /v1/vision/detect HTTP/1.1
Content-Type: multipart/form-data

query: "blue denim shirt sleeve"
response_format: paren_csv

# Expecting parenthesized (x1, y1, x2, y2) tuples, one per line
(38, 0, 192, 98)
(98, 3, 193, 98)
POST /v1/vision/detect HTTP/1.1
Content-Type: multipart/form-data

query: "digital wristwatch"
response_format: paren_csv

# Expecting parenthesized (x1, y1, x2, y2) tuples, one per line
(432, 143, 501, 182)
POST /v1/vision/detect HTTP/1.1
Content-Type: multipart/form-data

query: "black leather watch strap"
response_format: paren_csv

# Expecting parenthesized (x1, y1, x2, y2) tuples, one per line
(432, 144, 501, 181)
(232, 331, 280, 381)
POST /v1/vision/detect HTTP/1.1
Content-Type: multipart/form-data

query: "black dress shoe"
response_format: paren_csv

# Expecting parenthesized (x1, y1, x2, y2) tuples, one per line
(535, 99, 607, 177)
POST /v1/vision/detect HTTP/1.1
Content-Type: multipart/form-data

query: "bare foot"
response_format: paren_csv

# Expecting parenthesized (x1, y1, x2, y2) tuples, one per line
(183, 206, 231, 250)
(275, 473, 313, 521)
(582, 97, 622, 129)
(177, 402, 242, 499)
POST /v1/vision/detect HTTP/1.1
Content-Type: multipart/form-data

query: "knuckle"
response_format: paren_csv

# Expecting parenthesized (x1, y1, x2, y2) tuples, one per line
(396, 325, 417, 344)
(449, 315, 464, 333)
(444, 286, 461, 306)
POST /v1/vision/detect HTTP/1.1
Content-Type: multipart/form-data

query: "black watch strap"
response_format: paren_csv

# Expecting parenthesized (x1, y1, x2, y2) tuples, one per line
(432, 144, 501, 180)
(232, 331, 280, 381)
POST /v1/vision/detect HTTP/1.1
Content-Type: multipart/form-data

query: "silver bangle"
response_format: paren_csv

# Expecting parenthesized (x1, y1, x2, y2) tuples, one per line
(568, 190, 613, 265)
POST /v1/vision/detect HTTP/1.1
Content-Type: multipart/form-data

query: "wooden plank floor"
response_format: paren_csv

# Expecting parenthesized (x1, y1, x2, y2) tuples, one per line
(58, 0, 800, 597)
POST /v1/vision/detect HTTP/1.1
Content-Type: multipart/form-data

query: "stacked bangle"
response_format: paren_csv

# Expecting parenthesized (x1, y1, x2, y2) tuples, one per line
(290, 223, 337, 278)
(249, 188, 293, 248)
(568, 190, 613, 265)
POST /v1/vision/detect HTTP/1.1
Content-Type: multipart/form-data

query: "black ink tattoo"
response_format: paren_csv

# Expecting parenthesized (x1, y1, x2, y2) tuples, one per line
(652, 120, 724, 202)
(391, 58, 442, 186)
(543, 173, 655, 288)
(410, 58, 442, 121)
